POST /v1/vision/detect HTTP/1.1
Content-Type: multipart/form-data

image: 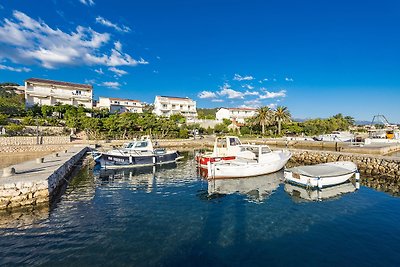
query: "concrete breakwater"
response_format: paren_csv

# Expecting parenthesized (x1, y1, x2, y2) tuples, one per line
(0, 146, 88, 210)
(289, 149, 400, 180)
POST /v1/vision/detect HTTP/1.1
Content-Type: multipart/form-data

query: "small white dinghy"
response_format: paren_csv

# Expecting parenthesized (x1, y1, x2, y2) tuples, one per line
(284, 161, 358, 188)
(207, 145, 291, 179)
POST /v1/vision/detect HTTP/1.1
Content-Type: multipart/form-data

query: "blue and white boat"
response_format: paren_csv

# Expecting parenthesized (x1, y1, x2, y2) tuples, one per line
(99, 136, 182, 169)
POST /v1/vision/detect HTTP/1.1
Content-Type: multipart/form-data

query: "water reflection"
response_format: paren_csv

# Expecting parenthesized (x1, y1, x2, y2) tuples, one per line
(0, 205, 49, 229)
(362, 176, 400, 197)
(207, 171, 283, 203)
(285, 181, 359, 202)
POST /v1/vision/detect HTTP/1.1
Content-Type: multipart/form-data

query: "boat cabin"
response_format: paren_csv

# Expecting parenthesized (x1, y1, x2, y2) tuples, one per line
(122, 136, 154, 152)
(213, 136, 242, 157)
(236, 145, 280, 163)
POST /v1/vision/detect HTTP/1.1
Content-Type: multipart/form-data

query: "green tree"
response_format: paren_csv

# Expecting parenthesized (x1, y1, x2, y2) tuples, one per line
(253, 106, 274, 135)
(274, 106, 291, 135)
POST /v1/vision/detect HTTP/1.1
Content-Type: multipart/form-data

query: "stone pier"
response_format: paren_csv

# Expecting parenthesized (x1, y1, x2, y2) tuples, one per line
(0, 146, 88, 210)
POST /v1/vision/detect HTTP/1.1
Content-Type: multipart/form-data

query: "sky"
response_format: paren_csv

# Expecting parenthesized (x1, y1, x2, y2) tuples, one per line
(0, 0, 399, 122)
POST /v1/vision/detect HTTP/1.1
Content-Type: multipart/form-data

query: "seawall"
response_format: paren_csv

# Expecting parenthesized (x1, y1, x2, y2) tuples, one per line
(0, 146, 88, 210)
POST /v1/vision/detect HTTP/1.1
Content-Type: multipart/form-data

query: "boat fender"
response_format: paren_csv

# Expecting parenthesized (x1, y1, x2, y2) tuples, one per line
(355, 171, 360, 181)
(129, 156, 133, 164)
(153, 156, 156, 164)
(317, 177, 322, 189)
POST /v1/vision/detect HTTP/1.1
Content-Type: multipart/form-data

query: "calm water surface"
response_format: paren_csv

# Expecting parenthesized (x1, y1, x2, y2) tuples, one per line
(1, 158, 400, 266)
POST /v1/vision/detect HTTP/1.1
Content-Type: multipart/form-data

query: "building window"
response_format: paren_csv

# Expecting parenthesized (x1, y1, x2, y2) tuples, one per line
(75, 90, 82, 95)
(162, 104, 167, 109)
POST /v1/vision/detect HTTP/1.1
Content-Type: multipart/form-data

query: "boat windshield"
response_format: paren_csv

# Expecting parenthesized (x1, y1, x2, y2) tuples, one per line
(240, 146, 258, 154)
(261, 146, 271, 154)
(229, 137, 241, 146)
(134, 141, 148, 148)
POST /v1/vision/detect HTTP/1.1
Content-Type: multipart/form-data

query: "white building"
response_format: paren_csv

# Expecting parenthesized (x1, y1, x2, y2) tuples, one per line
(25, 78, 93, 108)
(216, 107, 257, 123)
(97, 97, 144, 114)
(153, 95, 197, 122)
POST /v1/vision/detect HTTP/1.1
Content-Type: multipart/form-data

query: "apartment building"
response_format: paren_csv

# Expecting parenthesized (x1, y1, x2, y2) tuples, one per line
(216, 107, 257, 123)
(25, 78, 93, 108)
(153, 95, 197, 122)
(98, 97, 144, 113)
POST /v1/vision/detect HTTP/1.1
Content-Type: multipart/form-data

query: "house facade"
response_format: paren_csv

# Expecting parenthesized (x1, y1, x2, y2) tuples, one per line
(216, 107, 257, 123)
(98, 97, 144, 114)
(25, 78, 93, 108)
(153, 96, 197, 122)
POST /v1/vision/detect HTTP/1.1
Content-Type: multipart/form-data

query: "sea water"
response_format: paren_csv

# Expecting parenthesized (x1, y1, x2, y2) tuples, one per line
(0, 158, 400, 266)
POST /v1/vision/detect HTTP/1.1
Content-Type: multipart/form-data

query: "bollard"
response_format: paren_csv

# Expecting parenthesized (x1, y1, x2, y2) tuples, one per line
(64, 150, 68, 153)
(2, 167, 16, 177)
(36, 157, 44, 164)
(55, 153, 59, 157)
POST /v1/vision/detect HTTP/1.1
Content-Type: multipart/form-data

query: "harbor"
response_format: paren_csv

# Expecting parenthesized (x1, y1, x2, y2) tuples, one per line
(1, 0, 400, 265)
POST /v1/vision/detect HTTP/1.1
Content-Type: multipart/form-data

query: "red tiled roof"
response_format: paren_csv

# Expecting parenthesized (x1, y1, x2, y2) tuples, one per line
(25, 78, 92, 89)
(157, 95, 193, 101)
(227, 107, 257, 111)
(108, 97, 141, 102)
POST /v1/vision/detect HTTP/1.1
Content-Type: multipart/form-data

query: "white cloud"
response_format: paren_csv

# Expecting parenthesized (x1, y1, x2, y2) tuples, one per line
(0, 11, 146, 69)
(285, 77, 294, 82)
(259, 89, 286, 99)
(95, 16, 131, 33)
(108, 66, 127, 76)
(244, 99, 261, 107)
(79, 0, 95, 6)
(268, 103, 277, 109)
(101, 81, 120, 89)
(198, 90, 217, 99)
(0, 63, 31, 72)
(211, 99, 224, 103)
(218, 83, 244, 99)
(244, 90, 259, 96)
(233, 74, 254, 81)
(242, 84, 254, 90)
(94, 68, 104, 74)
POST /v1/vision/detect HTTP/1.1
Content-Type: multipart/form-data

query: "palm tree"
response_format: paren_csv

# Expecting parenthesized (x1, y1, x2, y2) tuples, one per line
(274, 106, 291, 135)
(253, 106, 274, 135)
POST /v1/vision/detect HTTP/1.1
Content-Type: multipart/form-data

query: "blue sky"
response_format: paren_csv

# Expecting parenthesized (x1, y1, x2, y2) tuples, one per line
(0, 0, 399, 122)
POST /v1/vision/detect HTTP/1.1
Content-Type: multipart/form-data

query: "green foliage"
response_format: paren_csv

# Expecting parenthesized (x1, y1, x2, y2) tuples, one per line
(197, 108, 217, 120)
(214, 123, 228, 134)
(0, 87, 25, 116)
(170, 114, 186, 124)
(5, 123, 24, 135)
(222, 118, 232, 126)
(0, 113, 8, 125)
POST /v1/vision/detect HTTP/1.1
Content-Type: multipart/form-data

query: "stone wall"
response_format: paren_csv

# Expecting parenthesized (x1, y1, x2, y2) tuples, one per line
(0, 136, 71, 146)
(0, 147, 88, 210)
(289, 149, 400, 180)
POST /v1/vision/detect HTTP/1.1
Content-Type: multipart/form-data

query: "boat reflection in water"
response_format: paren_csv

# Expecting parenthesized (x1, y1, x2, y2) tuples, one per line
(97, 162, 178, 192)
(205, 171, 283, 203)
(285, 181, 359, 202)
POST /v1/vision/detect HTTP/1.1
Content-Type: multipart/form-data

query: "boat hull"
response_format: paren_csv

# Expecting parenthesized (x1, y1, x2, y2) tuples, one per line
(207, 151, 291, 179)
(100, 151, 180, 169)
(196, 154, 236, 169)
(284, 161, 357, 188)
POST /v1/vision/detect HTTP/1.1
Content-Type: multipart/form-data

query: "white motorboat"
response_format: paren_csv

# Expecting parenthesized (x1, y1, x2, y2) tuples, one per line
(284, 161, 358, 188)
(207, 145, 291, 179)
(284, 181, 358, 202)
(315, 131, 354, 142)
